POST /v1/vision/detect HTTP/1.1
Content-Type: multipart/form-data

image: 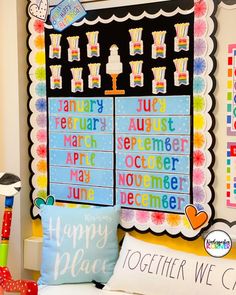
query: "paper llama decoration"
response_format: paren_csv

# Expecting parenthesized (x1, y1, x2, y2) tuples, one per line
(49, 34, 62, 59)
(152, 67, 167, 94)
(129, 28, 143, 56)
(86, 31, 100, 58)
(130, 61, 144, 87)
(71, 68, 84, 92)
(88, 63, 101, 89)
(67, 36, 80, 62)
(174, 23, 190, 52)
(50, 65, 62, 89)
(152, 31, 167, 59)
(173, 58, 189, 86)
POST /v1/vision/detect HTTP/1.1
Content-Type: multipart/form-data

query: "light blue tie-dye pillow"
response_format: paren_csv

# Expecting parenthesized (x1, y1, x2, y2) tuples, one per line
(38, 205, 120, 285)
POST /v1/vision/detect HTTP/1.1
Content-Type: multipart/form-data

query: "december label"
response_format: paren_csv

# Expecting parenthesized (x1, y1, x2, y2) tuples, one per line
(117, 189, 190, 213)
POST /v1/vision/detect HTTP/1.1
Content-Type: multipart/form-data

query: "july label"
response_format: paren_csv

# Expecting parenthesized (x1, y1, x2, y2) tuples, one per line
(116, 96, 190, 116)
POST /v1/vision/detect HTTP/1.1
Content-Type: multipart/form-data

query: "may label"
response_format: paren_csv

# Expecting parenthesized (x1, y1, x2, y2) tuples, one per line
(50, 0, 86, 31)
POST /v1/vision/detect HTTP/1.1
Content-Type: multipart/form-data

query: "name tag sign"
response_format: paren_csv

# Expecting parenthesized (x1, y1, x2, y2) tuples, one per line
(50, 0, 86, 31)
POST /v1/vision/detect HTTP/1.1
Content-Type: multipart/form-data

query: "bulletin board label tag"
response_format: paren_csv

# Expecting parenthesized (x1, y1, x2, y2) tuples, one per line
(50, 0, 86, 31)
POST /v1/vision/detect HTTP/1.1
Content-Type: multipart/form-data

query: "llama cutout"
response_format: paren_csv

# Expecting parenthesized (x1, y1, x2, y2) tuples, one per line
(86, 31, 100, 58)
(71, 68, 83, 93)
(173, 58, 189, 86)
(130, 61, 144, 87)
(67, 36, 80, 62)
(174, 23, 190, 52)
(49, 34, 62, 59)
(152, 67, 166, 94)
(50, 65, 62, 89)
(152, 31, 167, 59)
(129, 28, 143, 56)
(88, 63, 101, 89)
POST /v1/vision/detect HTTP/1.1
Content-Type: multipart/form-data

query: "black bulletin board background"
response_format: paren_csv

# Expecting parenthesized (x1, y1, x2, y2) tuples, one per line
(45, 1, 194, 98)
(44, 0, 194, 212)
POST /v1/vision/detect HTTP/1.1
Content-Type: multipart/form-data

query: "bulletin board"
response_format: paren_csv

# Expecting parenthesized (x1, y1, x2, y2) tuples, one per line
(27, 0, 219, 240)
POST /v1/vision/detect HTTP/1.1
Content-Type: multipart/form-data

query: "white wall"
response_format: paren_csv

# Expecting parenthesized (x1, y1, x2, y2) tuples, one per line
(0, 0, 21, 281)
(0, 0, 32, 283)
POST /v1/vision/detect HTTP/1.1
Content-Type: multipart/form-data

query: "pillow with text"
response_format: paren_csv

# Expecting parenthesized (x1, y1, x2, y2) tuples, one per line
(38, 205, 120, 285)
(105, 234, 236, 295)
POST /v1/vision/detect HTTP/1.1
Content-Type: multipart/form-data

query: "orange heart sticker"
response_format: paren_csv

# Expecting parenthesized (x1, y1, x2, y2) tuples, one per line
(185, 205, 208, 230)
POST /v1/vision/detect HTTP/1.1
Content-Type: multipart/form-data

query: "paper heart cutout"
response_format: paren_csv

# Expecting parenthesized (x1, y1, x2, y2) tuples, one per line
(29, 0, 49, 22)
(185, 205, 208, 230)
(34, 195, 55, 209)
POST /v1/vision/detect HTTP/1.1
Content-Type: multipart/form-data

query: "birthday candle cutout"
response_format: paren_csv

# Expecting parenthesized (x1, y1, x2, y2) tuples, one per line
(152, 67, 167, 94)
(50, 65, 62, 89)
(88, 63, 101, 89)
(173, 58, 189, 86)
(129, 28, 143, 56)
(130, 61, 144, 87)
(71, 67, 83, 93)
(174, 23, 190, 52)
(49, 34, 62, 59)
(152, 31, 167, 59)
(67, 36, 80, 62)
(86, 31, 100, 58)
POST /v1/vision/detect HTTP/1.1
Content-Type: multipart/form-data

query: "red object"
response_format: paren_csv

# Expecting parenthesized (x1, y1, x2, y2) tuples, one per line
(0, 267, 38, 295)
(1, 210, 12, 240)
(228, 57, 233, 65)
(230, 145, 236, 157)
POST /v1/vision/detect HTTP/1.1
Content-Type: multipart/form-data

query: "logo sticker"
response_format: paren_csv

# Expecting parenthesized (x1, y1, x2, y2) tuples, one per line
(204, 230, 232, 258)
